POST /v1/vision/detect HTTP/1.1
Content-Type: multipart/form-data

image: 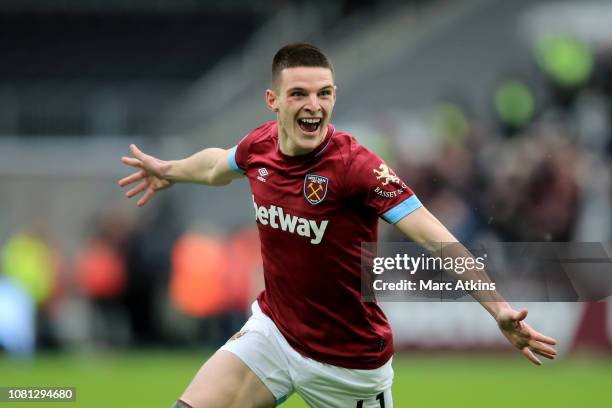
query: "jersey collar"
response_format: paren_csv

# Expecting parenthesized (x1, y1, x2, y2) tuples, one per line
(274, 122, 335, 163)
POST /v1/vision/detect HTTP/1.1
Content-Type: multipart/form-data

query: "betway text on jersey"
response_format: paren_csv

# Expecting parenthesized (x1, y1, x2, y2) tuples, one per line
(252, 196, 328, 244)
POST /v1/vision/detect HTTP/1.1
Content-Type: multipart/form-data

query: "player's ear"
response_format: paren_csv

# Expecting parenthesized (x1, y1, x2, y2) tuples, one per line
(333, 85, 337, 104)
(266, 89, 279, 112)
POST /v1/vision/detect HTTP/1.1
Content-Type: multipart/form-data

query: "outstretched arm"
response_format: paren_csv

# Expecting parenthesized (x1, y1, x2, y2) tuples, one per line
(395, 207, 557, 365)
(119, 144, 243, 207)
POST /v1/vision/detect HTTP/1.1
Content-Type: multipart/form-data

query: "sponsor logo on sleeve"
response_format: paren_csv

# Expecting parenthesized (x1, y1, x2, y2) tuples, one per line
(303, 174, 329, 206)
(372, 163, 407, 198)
(227, 330, 248, 342)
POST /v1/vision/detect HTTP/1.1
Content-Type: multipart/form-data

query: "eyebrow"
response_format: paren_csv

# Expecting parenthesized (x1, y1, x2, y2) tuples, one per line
(286, 85, 334, 93)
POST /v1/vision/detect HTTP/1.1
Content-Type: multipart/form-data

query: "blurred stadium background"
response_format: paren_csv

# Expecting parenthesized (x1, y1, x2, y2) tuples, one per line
(1, 0, 611, 406)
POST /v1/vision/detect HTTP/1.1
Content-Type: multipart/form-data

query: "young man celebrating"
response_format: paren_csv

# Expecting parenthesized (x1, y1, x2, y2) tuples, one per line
(119, 43, 557, 408)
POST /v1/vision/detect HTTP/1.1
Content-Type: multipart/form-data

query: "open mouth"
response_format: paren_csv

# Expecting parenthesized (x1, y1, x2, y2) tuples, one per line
(297, 117, 322, 134)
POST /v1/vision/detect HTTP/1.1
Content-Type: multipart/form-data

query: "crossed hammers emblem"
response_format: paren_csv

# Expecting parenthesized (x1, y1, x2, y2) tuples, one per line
(307, 183, 324, 201)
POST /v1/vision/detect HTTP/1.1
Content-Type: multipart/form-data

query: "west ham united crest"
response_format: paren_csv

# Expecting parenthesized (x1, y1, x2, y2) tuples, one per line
(304, 174, 329, 205)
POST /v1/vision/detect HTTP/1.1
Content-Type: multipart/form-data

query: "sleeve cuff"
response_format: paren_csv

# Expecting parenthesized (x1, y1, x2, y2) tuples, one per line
(227, 145, 246, 174)
(381, 195, 423, 224)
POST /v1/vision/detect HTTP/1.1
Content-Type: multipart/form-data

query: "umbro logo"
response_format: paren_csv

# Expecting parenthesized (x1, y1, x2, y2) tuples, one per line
(257, 167, 269, 182)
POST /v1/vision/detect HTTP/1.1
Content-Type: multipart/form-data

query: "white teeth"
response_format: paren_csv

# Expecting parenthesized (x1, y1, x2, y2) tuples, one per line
(299, 118, 321, 124)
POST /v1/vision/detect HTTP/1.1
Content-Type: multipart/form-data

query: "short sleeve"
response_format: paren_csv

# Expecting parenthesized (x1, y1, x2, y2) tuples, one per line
(228, 144, 246, 174)
(227, 122, 274, 174)
(346, 144, 422, 224)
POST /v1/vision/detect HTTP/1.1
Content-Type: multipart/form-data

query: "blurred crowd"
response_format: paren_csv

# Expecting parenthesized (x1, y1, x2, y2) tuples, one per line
(0, 204, 264, 356)
(2, 34, 612, 356)
(374, 35, 612, 246)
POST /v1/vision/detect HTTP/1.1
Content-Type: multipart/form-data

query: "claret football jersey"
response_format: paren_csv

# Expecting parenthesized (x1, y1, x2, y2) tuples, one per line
(228, 121, 422, 369)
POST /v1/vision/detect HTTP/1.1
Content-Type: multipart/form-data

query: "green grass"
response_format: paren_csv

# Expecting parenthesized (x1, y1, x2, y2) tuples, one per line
(0, 351, 611, 407)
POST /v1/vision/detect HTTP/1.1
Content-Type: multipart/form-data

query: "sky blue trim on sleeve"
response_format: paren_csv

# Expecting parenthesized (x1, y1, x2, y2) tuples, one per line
(227, 145, 246, 174)
(381, 195, 423, 224)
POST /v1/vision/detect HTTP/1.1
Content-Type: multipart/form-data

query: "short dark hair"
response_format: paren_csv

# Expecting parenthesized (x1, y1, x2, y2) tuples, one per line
(272, 43, 334, 88)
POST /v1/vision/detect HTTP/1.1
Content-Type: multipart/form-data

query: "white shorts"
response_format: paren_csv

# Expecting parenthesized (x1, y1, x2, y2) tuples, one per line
(220, 302, 394, 408)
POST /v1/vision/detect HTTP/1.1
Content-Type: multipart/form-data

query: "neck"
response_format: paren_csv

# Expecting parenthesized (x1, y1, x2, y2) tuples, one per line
(278, 134, 312, 156)
(278, 124, 328, 157)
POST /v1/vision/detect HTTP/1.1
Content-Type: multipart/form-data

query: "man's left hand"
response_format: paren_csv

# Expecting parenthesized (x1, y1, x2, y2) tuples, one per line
(496, 308, 557, 365)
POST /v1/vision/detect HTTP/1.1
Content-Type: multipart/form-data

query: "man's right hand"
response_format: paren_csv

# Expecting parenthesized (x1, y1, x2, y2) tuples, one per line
(119, 144, 174, 207)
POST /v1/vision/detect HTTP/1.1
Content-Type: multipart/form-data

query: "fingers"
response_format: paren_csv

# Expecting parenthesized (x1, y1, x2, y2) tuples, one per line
(534, 350, 556, 360)
(121, 156, 142, 168)
(523, 322, 557, 345)
(531, 330, 557, 345)
(125, 180, 148, 198)
(130, 144, 145, 160)
(514, 309, 528, 322)
(522, 337, 557, 364)
(120, 144, 157, 207)
(137, 188, 156, 207)
(119, 170, 146, 187)
(123, 179, 156, 207)
(529, 340, 557, 358)
(120, 144, 147, 170)
(522, 347, 542, 366)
